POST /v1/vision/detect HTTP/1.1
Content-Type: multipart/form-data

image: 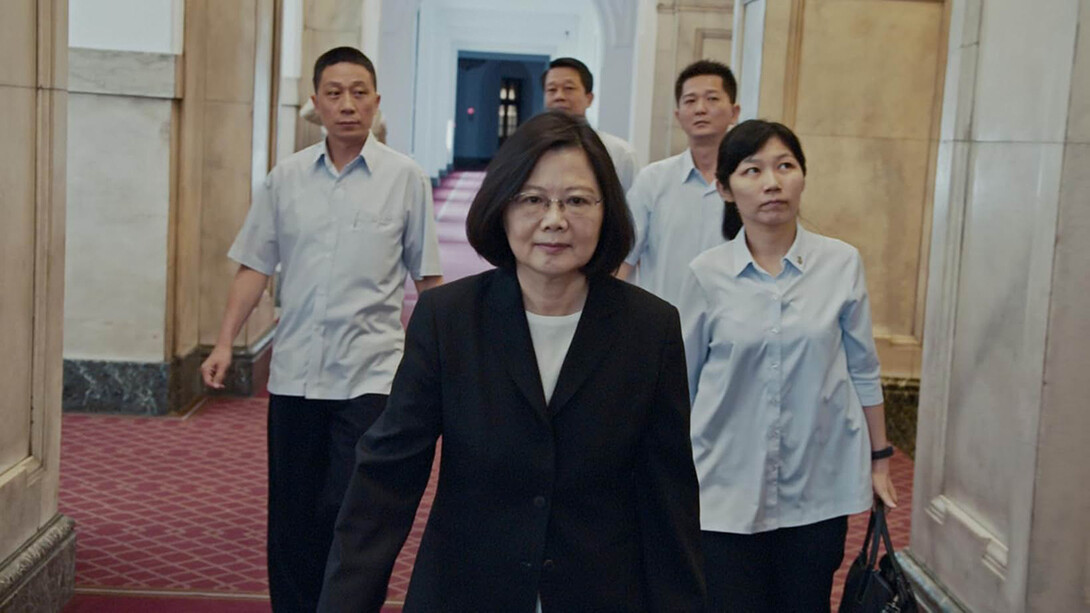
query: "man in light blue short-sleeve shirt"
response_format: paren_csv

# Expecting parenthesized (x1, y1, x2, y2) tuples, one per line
(618, 60, 740, 308)
(200, 47, 442, 612)
(542, 57, 639, 191)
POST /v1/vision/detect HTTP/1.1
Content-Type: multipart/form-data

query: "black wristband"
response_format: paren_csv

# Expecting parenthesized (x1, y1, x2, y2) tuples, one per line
(871, 445, 894, 461)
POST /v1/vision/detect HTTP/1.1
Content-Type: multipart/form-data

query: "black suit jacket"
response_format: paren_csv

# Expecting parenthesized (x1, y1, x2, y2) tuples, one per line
(318, 268, 705, 612)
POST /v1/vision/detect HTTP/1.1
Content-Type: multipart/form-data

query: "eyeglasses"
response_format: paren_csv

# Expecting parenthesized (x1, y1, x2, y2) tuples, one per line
(509, 191, 602, 218)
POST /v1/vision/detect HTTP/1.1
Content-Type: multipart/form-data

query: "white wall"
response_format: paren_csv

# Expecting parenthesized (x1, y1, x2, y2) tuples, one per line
(281, 0, 304, 79)
(733, 0, 765, 123)
(361, 0, 383, 66)
(69, 0, 184, 54)
(628, 0, 659, 166)
(378, 0, 423, 156)
(593, 0, 639, 139)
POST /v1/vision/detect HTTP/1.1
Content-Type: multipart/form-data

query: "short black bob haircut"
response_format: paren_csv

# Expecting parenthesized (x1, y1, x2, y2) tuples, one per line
(717, 119, 807, 240)
(313, 46, 377, 91)
(674, 59, 737, 106)
(466, 111, 634, 279)
(541, 57, 594, 94)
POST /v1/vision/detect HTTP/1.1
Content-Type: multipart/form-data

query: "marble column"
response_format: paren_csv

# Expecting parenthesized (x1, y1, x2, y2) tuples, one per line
(905, 1, 1090, 610)
(0, 0, 76, 610)
(176, 0, 279, 406)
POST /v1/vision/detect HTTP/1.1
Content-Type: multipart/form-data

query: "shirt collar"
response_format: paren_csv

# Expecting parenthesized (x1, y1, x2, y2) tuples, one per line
(783, 225, 811, 273)
(728, 223, 812, 277)
(314, 134, 376, 176)
(678, 149, 703, 184)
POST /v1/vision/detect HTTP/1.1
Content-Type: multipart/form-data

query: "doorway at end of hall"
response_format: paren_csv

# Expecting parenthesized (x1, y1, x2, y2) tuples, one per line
(452, 51, 548, 171)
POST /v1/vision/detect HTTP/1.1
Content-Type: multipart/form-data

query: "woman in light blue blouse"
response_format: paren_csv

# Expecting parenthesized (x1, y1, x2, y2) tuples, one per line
(677, 120, 898, 612)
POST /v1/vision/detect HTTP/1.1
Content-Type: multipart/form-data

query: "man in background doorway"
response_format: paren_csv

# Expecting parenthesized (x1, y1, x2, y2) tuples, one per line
(543, 57, 639, 191)
(617, 60, 740, 307)
(200, 46, 442, 612)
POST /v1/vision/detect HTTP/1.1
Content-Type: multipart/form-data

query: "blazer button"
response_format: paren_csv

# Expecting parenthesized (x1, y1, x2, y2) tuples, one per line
(533, 495, 546, 508)
(543, 559, 555, 571)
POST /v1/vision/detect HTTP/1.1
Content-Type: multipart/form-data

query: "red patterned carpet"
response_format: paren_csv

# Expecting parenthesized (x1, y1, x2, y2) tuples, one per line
(60, 396, 435, 612)
(59, 171, 913, 611)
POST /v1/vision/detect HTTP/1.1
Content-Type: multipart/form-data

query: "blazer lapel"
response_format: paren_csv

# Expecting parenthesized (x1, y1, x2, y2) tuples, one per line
(486, 269, 549, 421)
(547, 278, 623, 417)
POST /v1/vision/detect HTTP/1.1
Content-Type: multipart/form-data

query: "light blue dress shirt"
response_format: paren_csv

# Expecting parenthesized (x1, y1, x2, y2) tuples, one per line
(678, 226, 882, 534)
(624, 149, 727, 308)
(228, 136, 442, 400)
(596, 130, 638, 192)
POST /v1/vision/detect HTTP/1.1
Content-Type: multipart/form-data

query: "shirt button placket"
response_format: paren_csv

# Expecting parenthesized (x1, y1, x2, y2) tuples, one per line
(767, 289, 784, 521)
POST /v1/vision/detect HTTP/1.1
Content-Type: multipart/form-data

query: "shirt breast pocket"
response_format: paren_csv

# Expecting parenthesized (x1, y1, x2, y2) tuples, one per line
(351, 209, 399, 231)
(343, 212, 403, 275)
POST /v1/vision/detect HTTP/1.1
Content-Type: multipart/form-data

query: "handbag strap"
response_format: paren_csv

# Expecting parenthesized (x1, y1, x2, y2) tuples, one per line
(875, 503, 919, 604)
(867, 504, 887, 569)
(859, 506, 878, 562)
(877, 503, 909, 579)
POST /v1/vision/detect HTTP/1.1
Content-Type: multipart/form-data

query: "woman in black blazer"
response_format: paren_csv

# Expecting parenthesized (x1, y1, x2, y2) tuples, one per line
(318, 111, 705, 612)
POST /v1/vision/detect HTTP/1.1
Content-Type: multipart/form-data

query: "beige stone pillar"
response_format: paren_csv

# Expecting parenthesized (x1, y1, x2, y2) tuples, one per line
(0, 0, 75, 610)
(646, 0, 734, 163)
(905, 1, 1090, 610)
(175, 0, 278, 399)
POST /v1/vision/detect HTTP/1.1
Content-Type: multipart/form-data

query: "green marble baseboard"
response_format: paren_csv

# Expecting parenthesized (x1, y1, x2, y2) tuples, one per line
(883, 377, 919, 458)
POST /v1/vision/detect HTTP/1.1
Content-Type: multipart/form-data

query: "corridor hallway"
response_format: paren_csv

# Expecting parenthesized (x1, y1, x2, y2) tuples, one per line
(58, 172, 913, 612)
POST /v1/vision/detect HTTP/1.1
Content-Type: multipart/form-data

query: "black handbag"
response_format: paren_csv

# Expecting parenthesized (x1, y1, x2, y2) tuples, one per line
(838, 503, 919, 613)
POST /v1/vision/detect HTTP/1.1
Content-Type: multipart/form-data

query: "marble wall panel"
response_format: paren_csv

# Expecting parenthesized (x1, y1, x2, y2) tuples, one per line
(68, 47, 179, 98)
(944, 141, 1062, 558)
(305, 0, 362, 31)
(173, 0, 209, 359)
(937, 36, 977, 143)
(198, 101, 258, 346)
(755, 0, 791, 121)
(250, 0, 275, 229)
(0, 0, 36, 87)
(0, 85, 37, 475)
(205, 0, 258, 104)
(1026, 142, 1090, 610)
(32, 70, 69, 536)
(0, 0, 69, 594)
(64, 93, 172, 362)
(971, 0, 1079, 143)
(1066, 0, 1090, 143)
(648, 4, 679, 163)
(276, 106, 299, 163)
(794, 0, 944, 140)
(798, 135, 932, 338)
